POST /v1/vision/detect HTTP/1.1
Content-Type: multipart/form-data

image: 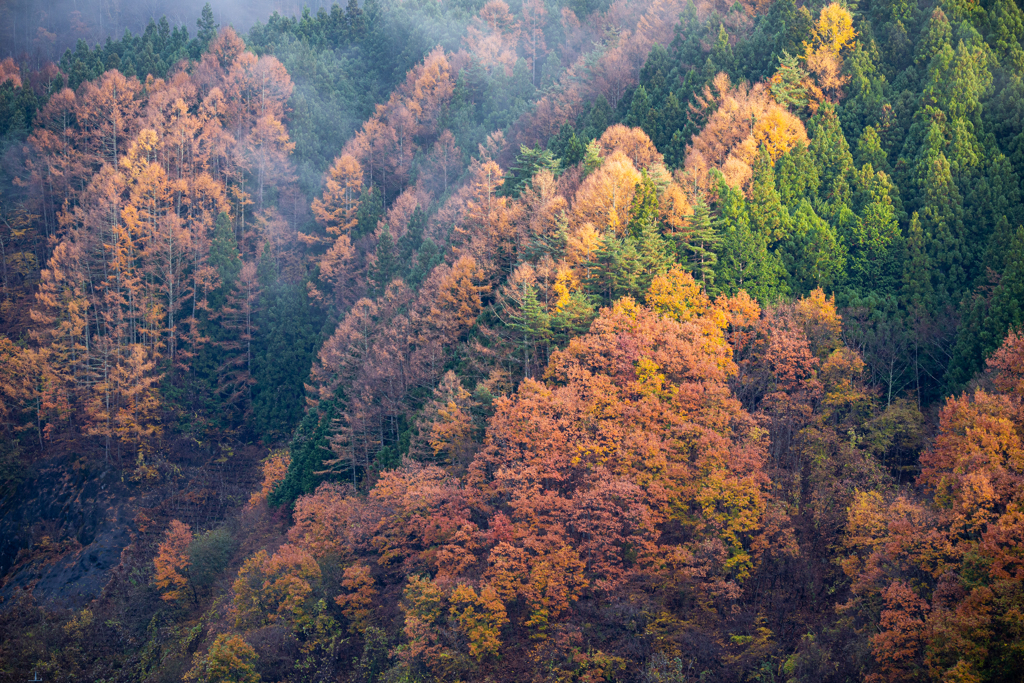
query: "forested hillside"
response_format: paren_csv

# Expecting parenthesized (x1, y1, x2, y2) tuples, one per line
(1, 0, 1024, 681)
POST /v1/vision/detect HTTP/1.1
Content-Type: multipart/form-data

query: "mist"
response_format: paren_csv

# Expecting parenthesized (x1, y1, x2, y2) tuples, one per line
(0, 0, 343, 63)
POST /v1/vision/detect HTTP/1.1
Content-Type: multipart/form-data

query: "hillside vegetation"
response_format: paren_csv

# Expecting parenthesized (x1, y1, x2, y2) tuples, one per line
(1, 0, 1024, 681)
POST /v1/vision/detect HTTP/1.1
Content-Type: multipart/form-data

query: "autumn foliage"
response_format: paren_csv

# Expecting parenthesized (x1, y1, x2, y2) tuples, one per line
(839, 329, 1024, 682)
(21, 27, 297, 458)
(5, 1, 1024, 681)
(685, 73, 809, 194)
(279, 276, 806, 677)
(154, 519, 193, 602)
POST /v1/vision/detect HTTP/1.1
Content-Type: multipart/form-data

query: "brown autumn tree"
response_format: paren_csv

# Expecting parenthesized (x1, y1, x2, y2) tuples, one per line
(452, 157, 525, 275)
(285, 288, 792, 679)
(423, 130, 463, 196)
(840, 330, 1024, 682)
(342, 47, 456, 198)
(569, 149, 641, 237)
(596, 124, 663, 169)
(233, 544, 323, 629)
(335, 561, 377, 633)
(311, 154, 363, 237)
(464, 0, 521, 77)
(684, 73, 808, 195)
(408, 370, 481, 466)
(18, 25, 296, 459)
(520, 0, 549, 86)
(0, 57, 21, 88)
(76, 70, 141, 170)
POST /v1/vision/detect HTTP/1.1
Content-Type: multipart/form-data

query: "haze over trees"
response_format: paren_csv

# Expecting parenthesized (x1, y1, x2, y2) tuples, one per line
(1, 0, 1024, 681)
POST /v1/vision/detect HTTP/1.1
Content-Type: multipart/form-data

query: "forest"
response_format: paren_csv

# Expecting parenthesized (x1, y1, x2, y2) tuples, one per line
(0, 0, 1023, 680)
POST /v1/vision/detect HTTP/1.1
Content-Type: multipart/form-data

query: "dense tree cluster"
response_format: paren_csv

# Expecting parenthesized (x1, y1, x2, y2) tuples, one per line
(1, 0, 1024, 681)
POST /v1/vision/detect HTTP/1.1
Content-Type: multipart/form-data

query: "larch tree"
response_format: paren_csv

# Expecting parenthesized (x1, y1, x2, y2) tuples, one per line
(154, 519, 194, 603)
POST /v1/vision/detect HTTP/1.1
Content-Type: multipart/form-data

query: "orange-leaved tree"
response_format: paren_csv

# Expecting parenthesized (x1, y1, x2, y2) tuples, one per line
(841, 330, 1024, 682)
(154, 519, 194, 602)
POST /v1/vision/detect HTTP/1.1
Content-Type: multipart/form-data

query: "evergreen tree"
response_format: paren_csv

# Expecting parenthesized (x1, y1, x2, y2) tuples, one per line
(808, 105, 855, 219)
(901, 213, 935, 313)
(500, 145, 560, 198)
(845, 166, 903, 296)
(915, 8, 953, 70)
(918, 149, 967, 303)
(398, 206, 427, 264)
(355, 186, 385, 238)
(207, 212, 241, 311)
(508, 283, 551, 378)
(257, 242, 278, 290)
(781, 200, 847, 295)
(585, 233, 640, 306)
(524, 214, 569, 264)
(624, 85, 653, 138)
(655, 92, 684, 152)
(704, 24, 737, 80)
(251, 283, 325, 443)
(985, 227, 1024, 349)
(626, 169, 667, 290)
(749, 146, 790, 245)
(945, 226, 1024, 391)
(588, 95, 613, 136)
(410, 238, 442, 289)
(776, 143, 821, 206)
(582, 140, 603, 177)
(639, 43, 670, 103)
(770, 52, 809, 110)
(969, 152, 1023, 277)
(713, 177, 786, 302)
(564, 132, 587, 168)
(681, 193, 721, 287)
(626, 171, 659, 239)
(190, 212, 244, 425)
(269, 400, 337, 506)
(369, 226, 398, 296)
(633, 220, 671, 294)
(551, 292, 597, 346)
(346, 0, 366, 41)
(741, 0, 810, 79)
(856, 126, 891, 176)
(549, 122, 576, 163)
(195, 4, 218, 53)
(986, 0, 1024, 67)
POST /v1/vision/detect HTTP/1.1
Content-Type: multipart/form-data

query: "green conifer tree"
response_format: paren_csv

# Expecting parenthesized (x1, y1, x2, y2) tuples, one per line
(918, 150, 967, 303)
(945, 226, 1024, 391)
(713, 176, 786, 302)
(776, 144, 821, 207)
(508, 283, 551, 378)
(681, 193, 721, 287)
(808, 105, 855, 219)
(856, 126, 891, 176)
(585, 232, 640, 306)
(770, 52, 809, 110)
(369, 226, 398, 296)
(782, 200, 847, 295)
(500, 145, 560, 198)
(748, 146, 790, 245)
(355, 186, 385, 238)
(901, 213, 935, 313)
(208, 212, 241, 311)
(624, 85, 652, 137)
(195, 3, 218, 52)
(582, 140, 604, 177)
(626, 171, 659, 239)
